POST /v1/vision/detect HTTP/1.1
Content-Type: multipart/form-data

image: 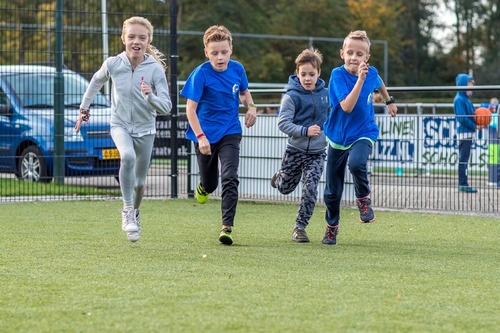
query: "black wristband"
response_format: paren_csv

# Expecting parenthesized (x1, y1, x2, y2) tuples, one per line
(385, 96, 395, 105)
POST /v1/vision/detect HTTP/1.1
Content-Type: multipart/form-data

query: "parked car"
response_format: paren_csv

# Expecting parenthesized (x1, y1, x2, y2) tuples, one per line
(0, 65, 120, 182)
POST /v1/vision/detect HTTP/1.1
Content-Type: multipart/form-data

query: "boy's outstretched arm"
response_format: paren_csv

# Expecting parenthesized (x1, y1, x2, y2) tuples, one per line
(378, 83, 398, 117)
(240, 89, 257, 128)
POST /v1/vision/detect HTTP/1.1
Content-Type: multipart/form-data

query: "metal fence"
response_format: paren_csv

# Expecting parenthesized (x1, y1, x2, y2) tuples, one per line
(1, 4, 499, 216)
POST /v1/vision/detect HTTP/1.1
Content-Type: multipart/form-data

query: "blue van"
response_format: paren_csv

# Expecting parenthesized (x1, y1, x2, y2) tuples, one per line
(0, 65, 120, 182)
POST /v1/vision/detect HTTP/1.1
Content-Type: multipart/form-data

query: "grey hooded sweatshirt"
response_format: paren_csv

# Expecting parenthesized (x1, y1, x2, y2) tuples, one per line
(278, 74, 330, 154)
(81, 52, 172, 136)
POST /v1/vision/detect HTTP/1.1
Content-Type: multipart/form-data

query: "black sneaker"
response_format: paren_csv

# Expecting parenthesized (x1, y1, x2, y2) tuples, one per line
(292, 227, 310, 243)
(322, 225, 338, 245)
(356, 196, 376, 223)
(219, 227, 233, 245)
(457, 185, 478, 193)
(270, 171, 279, 188)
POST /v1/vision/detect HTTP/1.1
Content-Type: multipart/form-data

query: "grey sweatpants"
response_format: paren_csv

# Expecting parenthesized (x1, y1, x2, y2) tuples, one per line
(274, 147, 326, 229)
(111, 126, 155, 209)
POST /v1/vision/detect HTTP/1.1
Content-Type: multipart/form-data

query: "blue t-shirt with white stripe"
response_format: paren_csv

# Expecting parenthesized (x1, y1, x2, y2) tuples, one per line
(181, 60, 249, 143)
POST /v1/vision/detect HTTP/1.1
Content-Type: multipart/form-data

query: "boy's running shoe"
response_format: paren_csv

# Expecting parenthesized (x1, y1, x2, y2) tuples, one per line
(195, 183, 209, 204)
(219, 227, 233, 245)
(356, 196, 376, 223)
(292, 227, 310, 243)
(322, 225, 339, 246)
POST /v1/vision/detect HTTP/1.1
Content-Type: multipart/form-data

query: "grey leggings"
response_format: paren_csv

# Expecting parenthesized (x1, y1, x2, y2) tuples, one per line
(111, 126, 155, 208)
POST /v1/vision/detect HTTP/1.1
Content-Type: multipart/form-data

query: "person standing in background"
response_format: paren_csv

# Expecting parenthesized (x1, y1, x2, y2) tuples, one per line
(454, 73, 481, 193)
(487, 97, 500, 187)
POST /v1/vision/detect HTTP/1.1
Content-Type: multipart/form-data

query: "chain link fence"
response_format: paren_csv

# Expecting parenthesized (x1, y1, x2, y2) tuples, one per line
(1, 3, 499, 215)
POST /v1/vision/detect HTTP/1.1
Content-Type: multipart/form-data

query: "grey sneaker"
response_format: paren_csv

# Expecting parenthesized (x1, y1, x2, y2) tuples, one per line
(322, 225, 339, 246)
(292, 227, 310, 243)
(126, 209, 141, 242)
(121, 208, 139, 232)
(356, 197, 376, 223)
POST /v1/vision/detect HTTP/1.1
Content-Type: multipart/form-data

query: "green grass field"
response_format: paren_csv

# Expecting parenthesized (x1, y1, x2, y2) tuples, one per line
(0, 178, 121, 197)
(1, 199, 498, 333)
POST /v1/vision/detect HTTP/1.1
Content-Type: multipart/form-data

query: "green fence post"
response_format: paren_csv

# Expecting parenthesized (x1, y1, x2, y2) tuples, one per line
(54, 0, 64, 184)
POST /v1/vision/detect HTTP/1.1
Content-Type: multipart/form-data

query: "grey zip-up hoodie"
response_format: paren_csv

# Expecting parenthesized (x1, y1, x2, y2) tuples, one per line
(81, 52, 172, 136)
(278, 74, 330, 154)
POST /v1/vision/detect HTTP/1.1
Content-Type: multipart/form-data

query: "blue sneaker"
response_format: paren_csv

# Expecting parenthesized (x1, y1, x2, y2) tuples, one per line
(322, 225, 338, 245)
(356, 196, 376, 223)
(458, 186, 477, 193)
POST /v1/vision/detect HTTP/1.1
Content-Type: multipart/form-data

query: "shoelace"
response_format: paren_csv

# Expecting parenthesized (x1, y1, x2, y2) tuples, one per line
(295, 229, 306, 238)
(123, 209, 136, 225)
(325, 226, 337, 239)
(197, 185, 208, 196)
(357, 200, 370, 214)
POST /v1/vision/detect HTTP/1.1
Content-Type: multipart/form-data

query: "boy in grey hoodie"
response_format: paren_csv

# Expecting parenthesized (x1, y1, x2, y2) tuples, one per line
(271, 48, 330, 243)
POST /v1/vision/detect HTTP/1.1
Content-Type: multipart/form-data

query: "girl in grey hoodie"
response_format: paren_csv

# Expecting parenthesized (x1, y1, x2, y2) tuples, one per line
(75, 16, 172, 242)
(271, 48, 330, 243)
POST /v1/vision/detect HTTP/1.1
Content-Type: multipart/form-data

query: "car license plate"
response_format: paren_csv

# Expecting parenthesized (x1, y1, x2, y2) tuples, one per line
(101, 149, 120, 160)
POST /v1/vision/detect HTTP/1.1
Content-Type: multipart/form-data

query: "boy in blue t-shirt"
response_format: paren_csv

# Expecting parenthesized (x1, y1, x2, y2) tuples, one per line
(322, 30, 398, 246)
(181, 25, 257, 245)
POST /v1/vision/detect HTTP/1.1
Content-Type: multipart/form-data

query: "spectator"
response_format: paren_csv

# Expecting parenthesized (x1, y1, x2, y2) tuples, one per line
(487, 97, 499, 187)
(454, 73, 481, 193)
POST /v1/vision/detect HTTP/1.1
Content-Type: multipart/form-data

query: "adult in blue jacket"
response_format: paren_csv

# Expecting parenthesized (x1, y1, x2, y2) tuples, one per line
(454, 73, 481, 193)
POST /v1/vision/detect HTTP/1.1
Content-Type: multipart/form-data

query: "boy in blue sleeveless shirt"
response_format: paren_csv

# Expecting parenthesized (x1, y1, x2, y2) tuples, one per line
(322, 30, 397, 246)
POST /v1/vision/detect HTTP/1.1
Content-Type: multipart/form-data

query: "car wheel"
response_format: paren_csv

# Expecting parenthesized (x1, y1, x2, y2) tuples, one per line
(18, 146, 52, 182)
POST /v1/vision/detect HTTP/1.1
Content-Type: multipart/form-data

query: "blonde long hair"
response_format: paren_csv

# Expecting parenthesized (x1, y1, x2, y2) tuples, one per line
(121, 16, 167, 71)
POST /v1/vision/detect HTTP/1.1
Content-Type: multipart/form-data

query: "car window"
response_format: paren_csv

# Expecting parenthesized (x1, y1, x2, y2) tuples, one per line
(3, 72, 109, 108)
(0, 87, 10, 115)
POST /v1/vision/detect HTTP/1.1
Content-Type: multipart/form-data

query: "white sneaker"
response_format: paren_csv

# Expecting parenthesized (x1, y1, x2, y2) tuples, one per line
(488, 182, 498, 187)
(121, 208, 139, 232)
(126, 210, 142, 242)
